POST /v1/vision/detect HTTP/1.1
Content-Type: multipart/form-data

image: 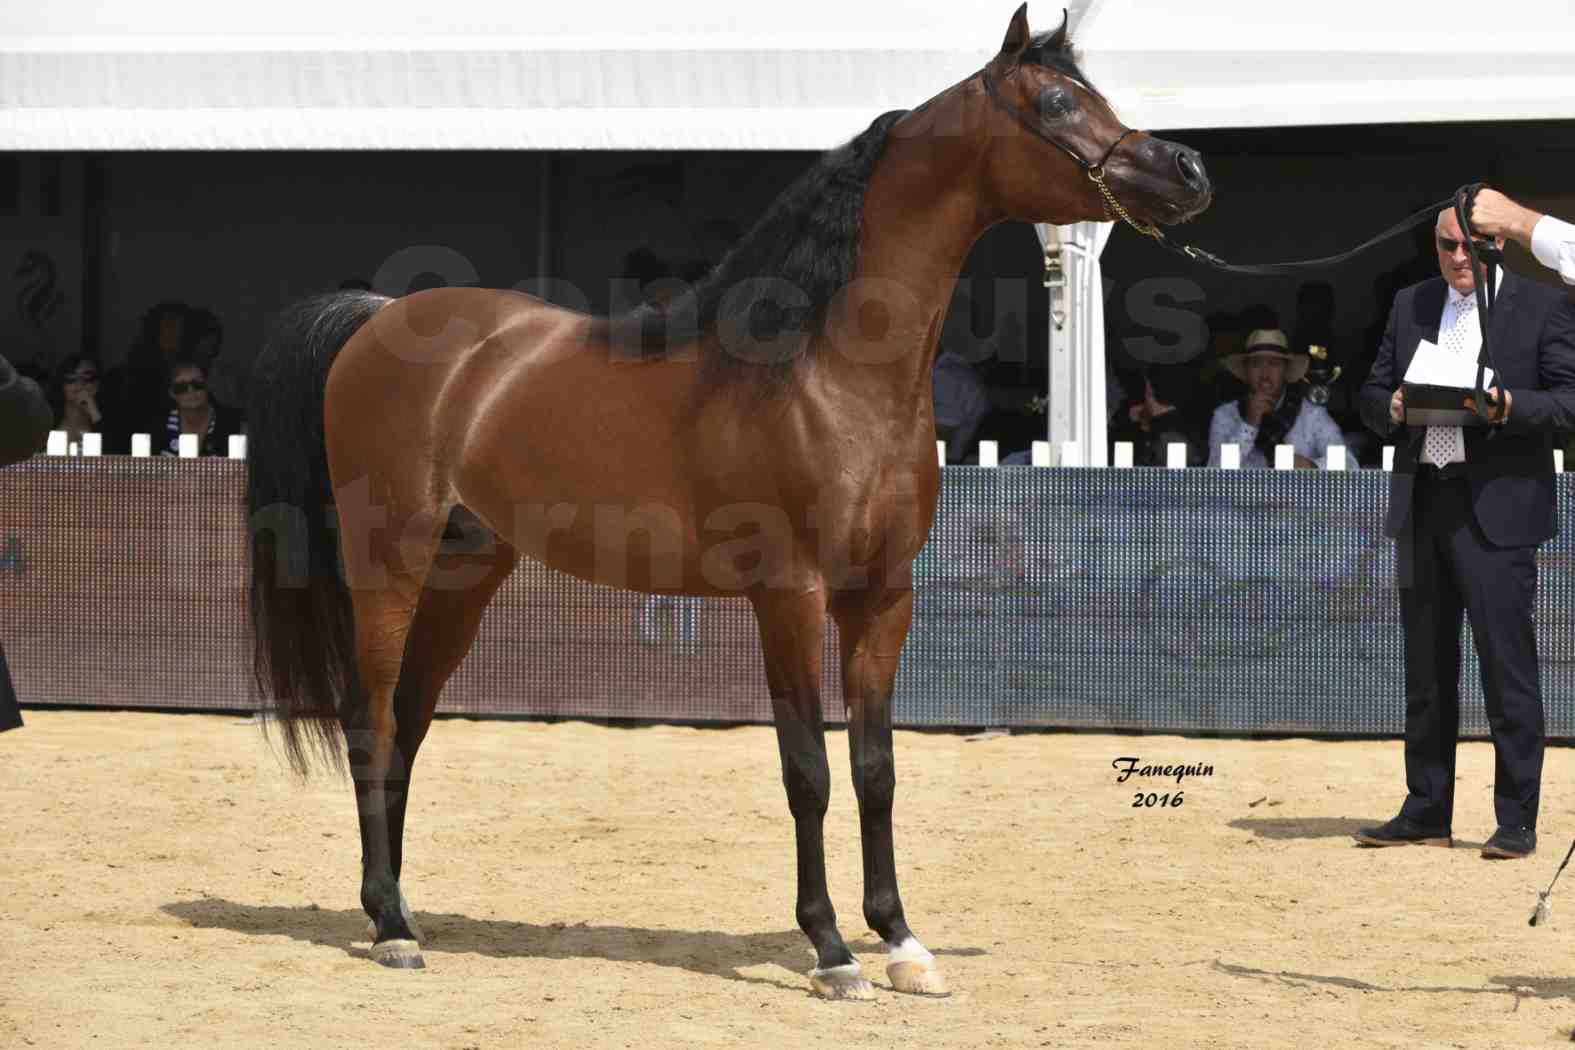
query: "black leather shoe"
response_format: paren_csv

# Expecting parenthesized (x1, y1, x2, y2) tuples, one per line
(1353, 815, 1452, 848)
(1481, 826, 1536, 859)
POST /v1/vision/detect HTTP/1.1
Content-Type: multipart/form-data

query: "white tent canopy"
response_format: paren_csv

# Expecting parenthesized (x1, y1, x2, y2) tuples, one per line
(2, 1, 999, 150)
(1076, 0, 1575, 132)
(7, 0, 1575, 150)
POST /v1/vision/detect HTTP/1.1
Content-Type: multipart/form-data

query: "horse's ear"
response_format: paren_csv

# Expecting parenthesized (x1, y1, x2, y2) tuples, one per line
(999, 3, 1031, 58)
(1046, 8, 1070, 51)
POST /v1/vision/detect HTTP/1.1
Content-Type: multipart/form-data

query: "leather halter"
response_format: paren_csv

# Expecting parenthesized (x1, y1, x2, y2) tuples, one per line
(978, 65, 1159, 240)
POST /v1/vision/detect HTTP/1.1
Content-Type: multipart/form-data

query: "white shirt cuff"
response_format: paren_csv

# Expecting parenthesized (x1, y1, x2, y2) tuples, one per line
(1530, 214, 1575, 284)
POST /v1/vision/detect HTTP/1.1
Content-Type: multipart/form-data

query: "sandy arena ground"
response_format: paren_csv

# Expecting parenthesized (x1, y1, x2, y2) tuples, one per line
(6, 710, 1575, 1049)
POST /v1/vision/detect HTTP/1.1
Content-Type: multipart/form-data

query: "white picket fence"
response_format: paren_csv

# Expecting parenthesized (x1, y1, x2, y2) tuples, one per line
(933, 440, 1566, 473)
(46, 432, 1572, 475)
(44, 432, 248, 460)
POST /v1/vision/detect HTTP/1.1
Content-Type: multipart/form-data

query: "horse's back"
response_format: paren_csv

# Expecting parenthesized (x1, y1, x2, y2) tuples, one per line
(323, 285, 589, 497)
(324, 286, 707, 577)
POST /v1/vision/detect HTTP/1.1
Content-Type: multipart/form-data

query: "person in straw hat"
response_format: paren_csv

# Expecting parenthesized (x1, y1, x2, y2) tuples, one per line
(1206, 328, 1342, 468)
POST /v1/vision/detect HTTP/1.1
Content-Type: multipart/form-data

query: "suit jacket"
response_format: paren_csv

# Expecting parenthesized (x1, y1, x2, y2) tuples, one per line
(0, 353, 52, 469)
(1361, 271, 1575, 546)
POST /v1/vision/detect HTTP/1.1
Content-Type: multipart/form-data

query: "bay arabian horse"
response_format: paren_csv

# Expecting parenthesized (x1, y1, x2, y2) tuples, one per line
(245, 4, 1211, 999)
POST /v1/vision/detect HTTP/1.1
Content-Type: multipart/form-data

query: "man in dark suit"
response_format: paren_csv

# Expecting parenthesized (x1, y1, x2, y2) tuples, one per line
(0, 352, 51, 469)
(1355, 206, 1575, 859)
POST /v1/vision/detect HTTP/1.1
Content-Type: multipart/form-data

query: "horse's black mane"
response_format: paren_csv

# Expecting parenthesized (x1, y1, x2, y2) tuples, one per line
(1022, 28, 1101, 99)
(596, 109, 910, 378)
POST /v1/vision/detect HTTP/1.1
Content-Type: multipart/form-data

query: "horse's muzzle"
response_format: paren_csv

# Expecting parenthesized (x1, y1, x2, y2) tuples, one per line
(1140, 138, 1212, 223)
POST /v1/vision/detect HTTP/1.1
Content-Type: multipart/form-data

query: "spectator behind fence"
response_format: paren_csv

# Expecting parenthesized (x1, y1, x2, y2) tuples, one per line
(48, 354, 104, 450)
(1109, 364, 1208, 466)
(0, 352, 52, 468)
(184, 305, 249, 413)
(933, 348, 990, 463)
(102, 301, 193, 452)
(1207, 328, 1342, 468)
(153, 357, 244, 457)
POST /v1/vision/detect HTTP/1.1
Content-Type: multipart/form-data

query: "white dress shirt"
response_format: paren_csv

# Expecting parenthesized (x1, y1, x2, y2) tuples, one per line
(1531, 214, 1575, 286)
(1422, 269, 1504, 466)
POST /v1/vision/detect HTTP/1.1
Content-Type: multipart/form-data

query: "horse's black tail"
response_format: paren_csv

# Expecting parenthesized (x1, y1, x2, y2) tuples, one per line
(245, 291, 390, 776)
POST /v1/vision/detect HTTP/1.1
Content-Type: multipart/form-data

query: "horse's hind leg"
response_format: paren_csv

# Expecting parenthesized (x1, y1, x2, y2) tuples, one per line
(752, 587, 874, 1001)
(333, 480, 450, 970)
(832, 584, 947, 996)
(371, 520, 518, 946)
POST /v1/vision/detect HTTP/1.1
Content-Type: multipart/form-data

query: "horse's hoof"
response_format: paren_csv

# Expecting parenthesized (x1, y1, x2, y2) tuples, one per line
(887, 960, 949, 996)
(809, 963, 876, 1001)
(370, 939, 425, 970)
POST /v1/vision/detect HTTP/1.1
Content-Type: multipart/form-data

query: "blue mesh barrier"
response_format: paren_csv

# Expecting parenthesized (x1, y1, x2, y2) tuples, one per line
(5, 456, 1573, 736)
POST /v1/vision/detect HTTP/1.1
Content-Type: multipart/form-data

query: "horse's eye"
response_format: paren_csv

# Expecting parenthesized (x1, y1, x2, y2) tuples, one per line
(1038, 87, 1074, 120)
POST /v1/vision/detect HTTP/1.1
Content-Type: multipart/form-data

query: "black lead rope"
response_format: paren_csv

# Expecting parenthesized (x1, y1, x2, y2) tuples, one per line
(1154, 194, 1456, 277)
(977, 62, 1505, 421)
(1452, 183, 1502, 425)
(1155, 183, 1501, 425)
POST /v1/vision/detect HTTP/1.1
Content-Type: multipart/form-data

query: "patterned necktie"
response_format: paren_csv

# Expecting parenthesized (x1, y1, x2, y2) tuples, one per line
(1423, 295, 1478, 467)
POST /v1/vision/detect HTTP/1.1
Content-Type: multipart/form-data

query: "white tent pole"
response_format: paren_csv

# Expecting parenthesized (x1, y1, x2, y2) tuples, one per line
(1037, 219, 1115, 468)
(1037, 222, 1070, 463)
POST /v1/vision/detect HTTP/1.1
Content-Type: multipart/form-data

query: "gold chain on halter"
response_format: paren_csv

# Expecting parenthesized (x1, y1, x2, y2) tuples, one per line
(1087, 167, 1163, 240)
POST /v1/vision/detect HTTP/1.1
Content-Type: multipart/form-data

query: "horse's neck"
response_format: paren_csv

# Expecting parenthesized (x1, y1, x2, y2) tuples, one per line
(824, 88, 1000, 418)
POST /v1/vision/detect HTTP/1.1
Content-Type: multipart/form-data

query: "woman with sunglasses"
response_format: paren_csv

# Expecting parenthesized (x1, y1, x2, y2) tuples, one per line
(156, 357, 244, 457)
(48, 354, 104, 451)
(0, 351, 52, 468)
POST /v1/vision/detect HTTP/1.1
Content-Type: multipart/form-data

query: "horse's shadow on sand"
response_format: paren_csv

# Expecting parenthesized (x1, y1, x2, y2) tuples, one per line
(161, 899, 985, 992)
(1216, 961, 1575, 1011)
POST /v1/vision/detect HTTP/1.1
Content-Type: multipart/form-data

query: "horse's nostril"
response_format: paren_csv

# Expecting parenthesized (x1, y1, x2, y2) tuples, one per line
(1175, 149, 1204, 188)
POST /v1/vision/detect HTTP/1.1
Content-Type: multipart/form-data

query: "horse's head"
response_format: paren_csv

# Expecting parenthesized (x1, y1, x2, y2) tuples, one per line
(978, 4, 1211, 230)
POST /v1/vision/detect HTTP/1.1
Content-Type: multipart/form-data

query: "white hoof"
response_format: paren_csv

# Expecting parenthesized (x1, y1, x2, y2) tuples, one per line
(887, 959, 949, 996)
(809, 962, 877, 1001)
(369, 938, 424, 969)
(886, 936, 948, 996)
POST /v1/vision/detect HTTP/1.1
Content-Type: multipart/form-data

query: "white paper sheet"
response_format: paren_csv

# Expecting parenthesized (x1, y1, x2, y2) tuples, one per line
(1403, 338, 1494, 389)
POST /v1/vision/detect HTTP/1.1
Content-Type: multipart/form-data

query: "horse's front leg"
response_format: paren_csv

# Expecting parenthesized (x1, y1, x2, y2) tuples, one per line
(834, 585, 947, 996)
(752, 587, 873, 1001)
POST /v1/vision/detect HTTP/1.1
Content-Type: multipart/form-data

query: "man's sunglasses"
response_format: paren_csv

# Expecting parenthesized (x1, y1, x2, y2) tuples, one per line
(1437, 235, 1495, 254)
(66, 372, 98, 384)
(170, 380, 207, 394)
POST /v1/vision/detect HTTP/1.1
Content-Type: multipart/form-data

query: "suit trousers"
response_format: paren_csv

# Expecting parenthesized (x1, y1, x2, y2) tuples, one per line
(1396, 472, 1544, 830)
